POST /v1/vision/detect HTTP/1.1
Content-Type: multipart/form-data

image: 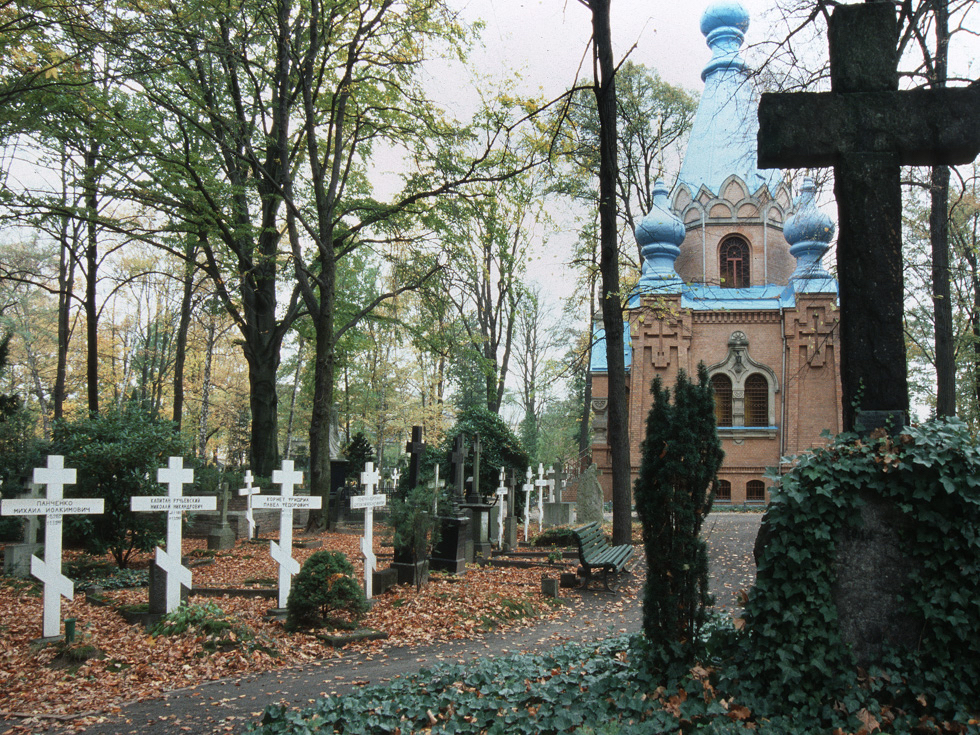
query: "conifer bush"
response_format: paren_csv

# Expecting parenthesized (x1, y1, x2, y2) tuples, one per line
(286, 550, 368, 629)
(634, 364, 723, 661)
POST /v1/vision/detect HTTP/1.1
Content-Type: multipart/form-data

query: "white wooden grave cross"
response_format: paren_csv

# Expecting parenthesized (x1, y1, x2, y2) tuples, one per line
(391, 468, 401, 491)
(534, 463, 549, 532)
(429, 464, 445, 514)
(495, 466, 508, 546)
(252, 460, 320, 609)
(237, 470, 259, 541)
(522, 466, 534, 542)
(0, 456, 104, 639)
(131, 457, 215, 614)
(350, 462, 386, 600)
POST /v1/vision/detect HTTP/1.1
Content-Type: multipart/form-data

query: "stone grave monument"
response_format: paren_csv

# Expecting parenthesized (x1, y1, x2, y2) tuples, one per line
(543, 460, 573, 527)
(207, 481, 236, 550)
(430, 434, 469, 574)
(391, 426, 430, 587)
(758, 2, 980, 664)
(460, 434, 492, 562)
(574, 464, 604, 525)
(2, 476, 41, 578)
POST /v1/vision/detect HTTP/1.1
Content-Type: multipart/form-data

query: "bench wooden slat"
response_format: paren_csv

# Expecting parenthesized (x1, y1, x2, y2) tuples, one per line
(570, 522, 634, 591)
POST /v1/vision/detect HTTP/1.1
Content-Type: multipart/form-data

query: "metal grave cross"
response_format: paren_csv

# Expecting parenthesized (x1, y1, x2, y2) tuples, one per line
(351, 462, 386, 600)
(131, 456, 215, 613)
(238, 470, 259, 540)
(534, 464, 549, 532)
(1, 455, 104, 638)
(495, 466, 508, 546)
(757, 2, 980, 431)
(253, 460, 320, 609)
(522, 466, 534, 542)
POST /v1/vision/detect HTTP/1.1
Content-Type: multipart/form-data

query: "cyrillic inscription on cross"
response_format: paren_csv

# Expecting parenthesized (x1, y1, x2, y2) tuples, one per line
(0, 456, 104, 638)
(131, 457, 215, 614)
(351, 462, 386, 600)
(238, 470, 258, 540)
(758, 2, 980, 431)
(252, 460, 321, 609)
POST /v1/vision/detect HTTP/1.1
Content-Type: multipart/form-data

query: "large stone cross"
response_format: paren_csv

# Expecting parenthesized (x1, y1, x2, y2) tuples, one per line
(405, 425, 426, 490)
(131, 457, 215, 614)
(351, 462, 386, 600)
(758, 2, 980, 431)
(1, 456, 104, 638)
(449, 434, 467, 504)
(253, 460, 321, 609)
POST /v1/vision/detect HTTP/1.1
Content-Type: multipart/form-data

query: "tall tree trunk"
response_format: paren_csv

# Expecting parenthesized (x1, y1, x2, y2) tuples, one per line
(84, 139, 100, 415)
(930, 0, 954, 416)
(590, 0, 631, 546)
(198, 314, 216, 459)
(307, 252, 337, 531)
(55, 194, 76, 422)
(284, 334, 305, 459)
(172, 235, 197, 429)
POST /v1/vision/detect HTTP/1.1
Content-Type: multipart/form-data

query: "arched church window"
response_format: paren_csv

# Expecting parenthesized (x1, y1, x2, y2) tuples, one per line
(716, 480, 732, 502)
(746, 480, 766, 502)
(719, 236, 750, 288)
(712, 374, 733, 426)
(744, 373, 769, 426)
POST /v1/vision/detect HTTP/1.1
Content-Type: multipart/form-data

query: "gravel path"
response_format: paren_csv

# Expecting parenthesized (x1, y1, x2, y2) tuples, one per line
(52, 512, 761, 735)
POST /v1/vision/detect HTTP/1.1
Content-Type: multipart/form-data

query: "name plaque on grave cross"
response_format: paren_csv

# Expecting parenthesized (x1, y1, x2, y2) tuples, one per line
(131, 457, 215, 614)
(351, 462, 386, 599)
(238, 470, 259, 540)
(1, 455, 104, 639)
(252, 460, 320, 609)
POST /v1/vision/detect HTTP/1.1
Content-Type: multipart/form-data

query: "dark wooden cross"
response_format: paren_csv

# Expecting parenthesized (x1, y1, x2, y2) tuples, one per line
(758, 2, 980, 431)
(405, 425, 426, 490)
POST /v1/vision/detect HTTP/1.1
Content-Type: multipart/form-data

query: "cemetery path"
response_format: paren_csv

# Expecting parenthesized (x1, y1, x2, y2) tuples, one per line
(47, 512, 760, 735)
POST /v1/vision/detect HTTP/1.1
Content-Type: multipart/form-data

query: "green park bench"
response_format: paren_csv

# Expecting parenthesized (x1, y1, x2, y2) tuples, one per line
(571, 522, 635, 592)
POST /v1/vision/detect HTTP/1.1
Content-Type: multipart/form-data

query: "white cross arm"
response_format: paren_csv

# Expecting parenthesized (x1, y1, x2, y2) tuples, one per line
(1, 498, 104, 516)
(270, 541, 301, 575)
(252, 495, 322, 510)
(31, 556, 73, 601)
(350, 494, 387, 509)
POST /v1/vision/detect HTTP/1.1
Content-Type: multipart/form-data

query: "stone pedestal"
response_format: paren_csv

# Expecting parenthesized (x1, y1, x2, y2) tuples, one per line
(489, 506, 502, 545)
(207, 524, 236, 550)
(460, 502, 492, 562)
(327, 459, 350, 530)
(149, 558, 190, 615)
(503, 516, 519, 551)
(391, 544, 430, 587)
(430, 516, 469, 575)
(832, 491, 922, 667)
(3, 543, 41, 578)
(543, 502, 574, 528)
(372, 566, 399, 596)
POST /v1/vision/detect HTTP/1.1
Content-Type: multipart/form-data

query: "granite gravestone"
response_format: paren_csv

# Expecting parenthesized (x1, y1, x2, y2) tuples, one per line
(575, 464, 604, 526)
(757, 2, 980, 664)
(430, 435, 469, 574)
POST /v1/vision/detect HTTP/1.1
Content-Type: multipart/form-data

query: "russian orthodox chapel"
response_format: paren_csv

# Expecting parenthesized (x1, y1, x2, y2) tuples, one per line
(589, 1, 842, 504)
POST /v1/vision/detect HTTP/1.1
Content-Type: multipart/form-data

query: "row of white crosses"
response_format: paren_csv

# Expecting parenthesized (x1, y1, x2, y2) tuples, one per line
(0, 456, 105, 639)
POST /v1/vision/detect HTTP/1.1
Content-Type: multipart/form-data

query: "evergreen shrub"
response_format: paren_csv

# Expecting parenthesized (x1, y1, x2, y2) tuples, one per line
(634, 364, 722, 662)
(286, 550, 368, 629)
(734, 418, 980, 726)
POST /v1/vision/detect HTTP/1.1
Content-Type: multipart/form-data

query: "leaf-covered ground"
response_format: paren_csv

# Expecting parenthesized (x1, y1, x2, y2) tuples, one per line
(0, 528, 622, 730)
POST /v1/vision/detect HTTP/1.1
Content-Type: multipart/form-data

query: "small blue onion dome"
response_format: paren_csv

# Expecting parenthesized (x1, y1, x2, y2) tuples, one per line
(636, 180, 685, 290)
(785, 177, 835, 284)
(700, 1, 750, 37)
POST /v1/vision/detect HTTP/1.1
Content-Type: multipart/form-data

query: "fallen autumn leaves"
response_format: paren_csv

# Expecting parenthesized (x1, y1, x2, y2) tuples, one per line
(0, 529, 617, 728)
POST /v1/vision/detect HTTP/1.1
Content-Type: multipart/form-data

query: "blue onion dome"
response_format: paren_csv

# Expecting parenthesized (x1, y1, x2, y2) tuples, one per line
(700, 1, 750, 37)
(784, 178, 834, 246)
(637, 180, 685, 290)
(636, 180, 685, 248)
(785, 177, 835, 284)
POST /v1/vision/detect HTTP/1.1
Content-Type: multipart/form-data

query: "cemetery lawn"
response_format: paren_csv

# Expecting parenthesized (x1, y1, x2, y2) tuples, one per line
(0, 530, 594, 723)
